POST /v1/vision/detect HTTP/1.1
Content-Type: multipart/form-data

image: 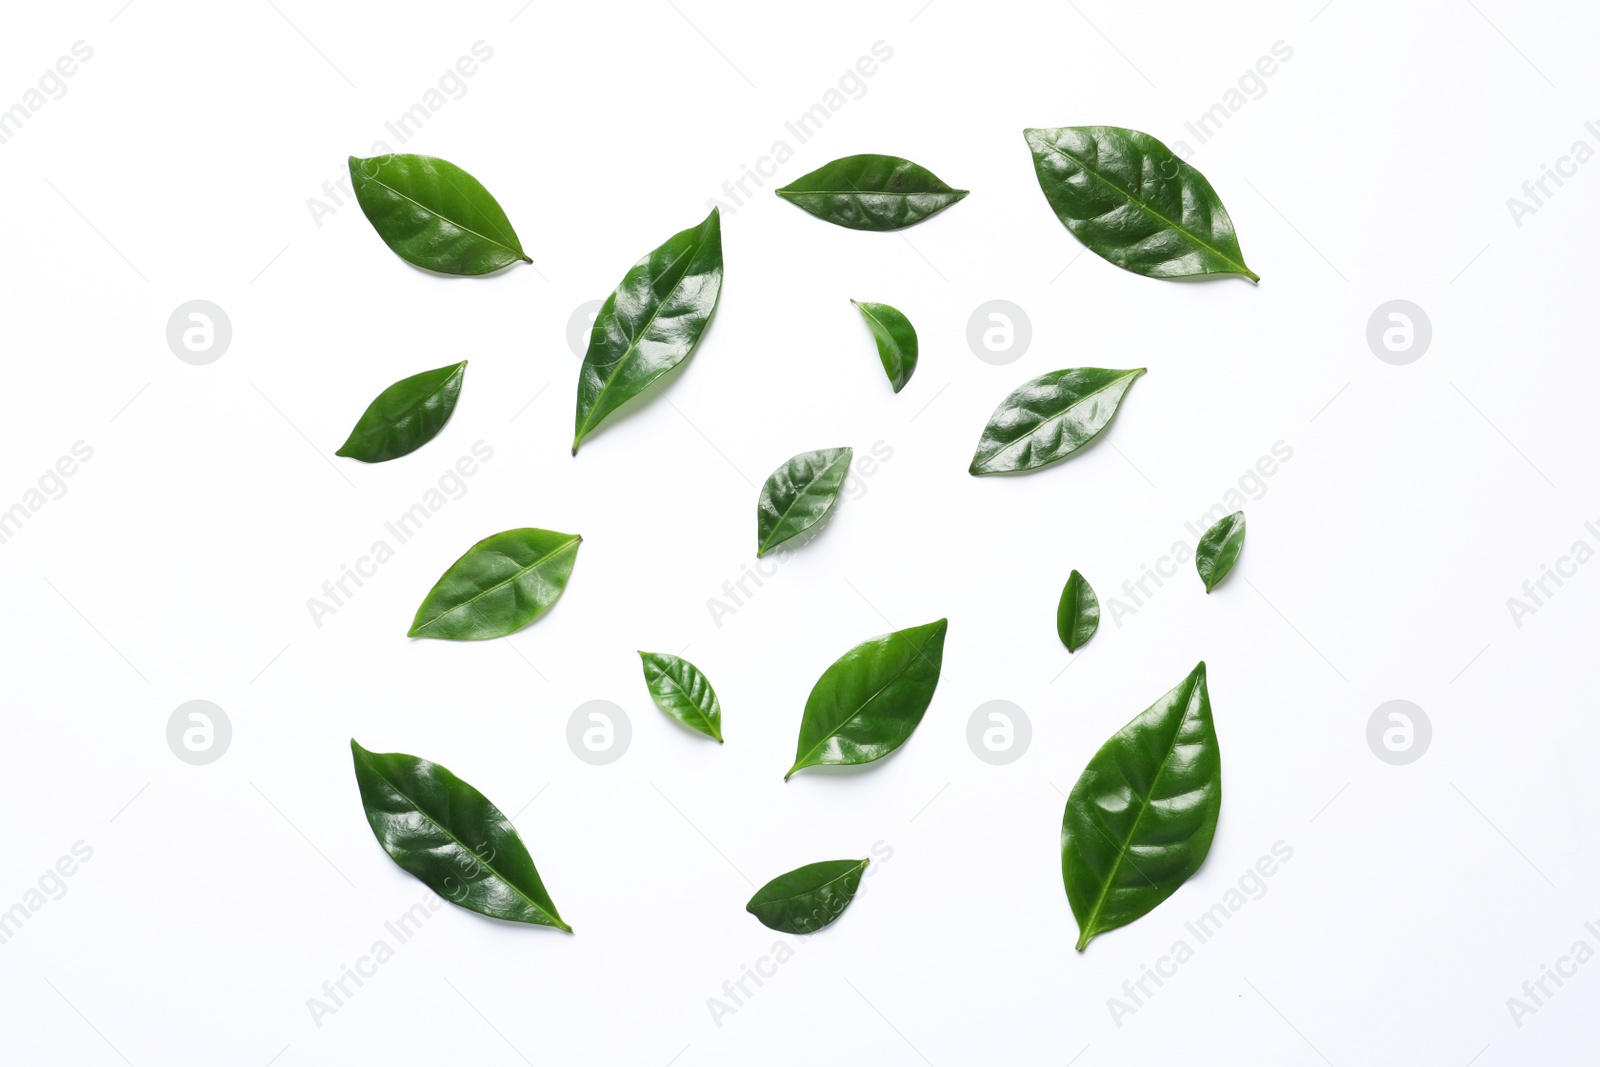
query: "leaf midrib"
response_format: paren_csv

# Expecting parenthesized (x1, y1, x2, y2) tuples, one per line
(364, 173, 528, 264)
(647, 659, 719, 736)
(413, 536, 579, 635)
(759, 451, 851, 555)
(982, 370, 1142, 469)
(753, 860, 868, 907)
(789, 626, 940, 775)
(343, 364, 465, 448)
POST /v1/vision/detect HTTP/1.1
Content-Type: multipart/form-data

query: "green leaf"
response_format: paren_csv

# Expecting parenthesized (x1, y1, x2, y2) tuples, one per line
(348, 154, 530, 275)
(746, 858, 869, 933)
(787, 619, 947, 779)
(969, 367, 1145, 476)
(1057, 570, 1099, 652)
(639, 651, 723, 742)
(408, 528, 581, 640)
(572, 208, 723, 453)
(757, 447, 853, 558)
(1061, 662, 1221, 951)
(851, 300, 918, 392)
(1023, 127, 1258, 282)
(775, 154, 968, 231)
(1196, 511, 1246, 592)
(350, 740, 571, 931)
(335, 361, 467, 463)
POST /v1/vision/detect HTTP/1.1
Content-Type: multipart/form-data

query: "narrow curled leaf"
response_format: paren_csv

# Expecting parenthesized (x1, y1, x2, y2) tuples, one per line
(409, 528, 580, 640)
(572, 208, 723, 453)
(1024, 126, 1257, 281)
(1196, 511, 1246, 592)
(351, 740, 571, 931)
(788, 619, 947, 779)
(336, 361, 467, 463)
(969, 367, 1145, 476)
(852, 300, 918, 392)
(746, 858, 868, 934)
(757, 447, 853, 558)
(639, 651, 723, 742)
(1057, 570, 1099, 652)
(1061, 662, 1221, 950)
(348, 154, 530, 275)
(775, 154, 968, 231)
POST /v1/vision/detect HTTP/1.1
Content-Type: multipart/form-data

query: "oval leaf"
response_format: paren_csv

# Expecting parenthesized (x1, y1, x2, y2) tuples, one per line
(969, 367, 1145, 476)
(775, 154, 968, 231)
(1057, 569, 1099, 652)
(1061, 661, 1221, 951)
(409, 528, 580, 640)
(787, 618, 947, 779)
(351, 740, 571, 931)
(1024, 126, 1257, 282)
(639, 651, 723, 742)
(572, 208, 723, 453)
(348, 154, 530, 275)
(746, 858, 868, 934)
(852, 300, 918, 392)
(1196, 511, 1246, 592)
(335, 361, 467, 463)
(757, 447, 853, 558)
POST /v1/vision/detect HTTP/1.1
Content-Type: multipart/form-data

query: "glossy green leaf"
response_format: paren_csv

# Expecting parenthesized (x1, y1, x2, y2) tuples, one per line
(969, 367, 1145, 476)
(1196, 511, 1246, 592)
(348, 154, 530, 275)
(351, 740, 570, 931)
(335, 361, 467, 463)
(851, 300, 917, 392)
(572, 208, 723, 453)
(409, 528, 580, 640)
(1061, 661, 1221, 951)
(746, 858, 869, 934)
(639, 651, 723, 742)
(787, 619, 947, 779)
(1024, 127, 1257, 282)
(1057, 570, 1099, 652)
(757, 447, 853, 558)
(775, 154, 968, 231)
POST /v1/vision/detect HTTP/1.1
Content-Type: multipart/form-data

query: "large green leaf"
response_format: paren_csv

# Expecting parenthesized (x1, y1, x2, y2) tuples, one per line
(408, 528, 580, 640)
(335, 361, 467, 463)
(746, 858, 868, 933)
(1056, 569, 1099, 653)
(1024, 127, 1257, 282)
(757, 447, 853, 558)
(787, 619, 947, 779)
(775, 154, 967, 231)
(572, 208, 723, 453)
(1061, 662, 1221, 950)
(851, 300, 917, 392)
(1196, 511, 1246, 592)
(351, 740, 570, 931)
(348, 154, 530, 275)
(639, 651, 723, 742)
(969, 367, 1144, 476)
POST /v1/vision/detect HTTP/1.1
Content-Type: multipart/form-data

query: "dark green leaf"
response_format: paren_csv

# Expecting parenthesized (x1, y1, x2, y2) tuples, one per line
(746, 858, 868, 933)
(852, 300, 918, 392)
(348, 154, 530, 275)
(572, 208, 723, 453)
(775, 154, 968, 231)
(787, 619, 947, 779)
(1061, 661, 1221, 950)
(757, 447, 853, 558)
(1057, 570, 1099, 652)
(335, 361, 467, 463)
(639, 651, 723, 742)
(1196, 511, 1246, 592)
(969, 367, 1145, 476)
(1024, 127, 1257, 282)
(409, 528, 581, 640)
(350, 740, 570, 931)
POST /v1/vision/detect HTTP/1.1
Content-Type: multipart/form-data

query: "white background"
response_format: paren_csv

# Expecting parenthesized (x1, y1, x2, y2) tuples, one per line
(2, 1, 1598, 1063)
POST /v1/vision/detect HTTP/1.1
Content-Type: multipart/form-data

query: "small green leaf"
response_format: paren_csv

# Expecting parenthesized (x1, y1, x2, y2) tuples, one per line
(757, 447, 853, 558)
(1057, 570, 1099, 652)
(1196, 511, 1246, 592)
(639, 651, 723, 742)
(969, 368, 1145, 476)
(746, 858, 869, 933)
(348, 154, 530, 275)
(335, 361, 467, 463)
(851, 300, 918, 392)
(409, 528, 581, 640)
(775, 154, 968, 231)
